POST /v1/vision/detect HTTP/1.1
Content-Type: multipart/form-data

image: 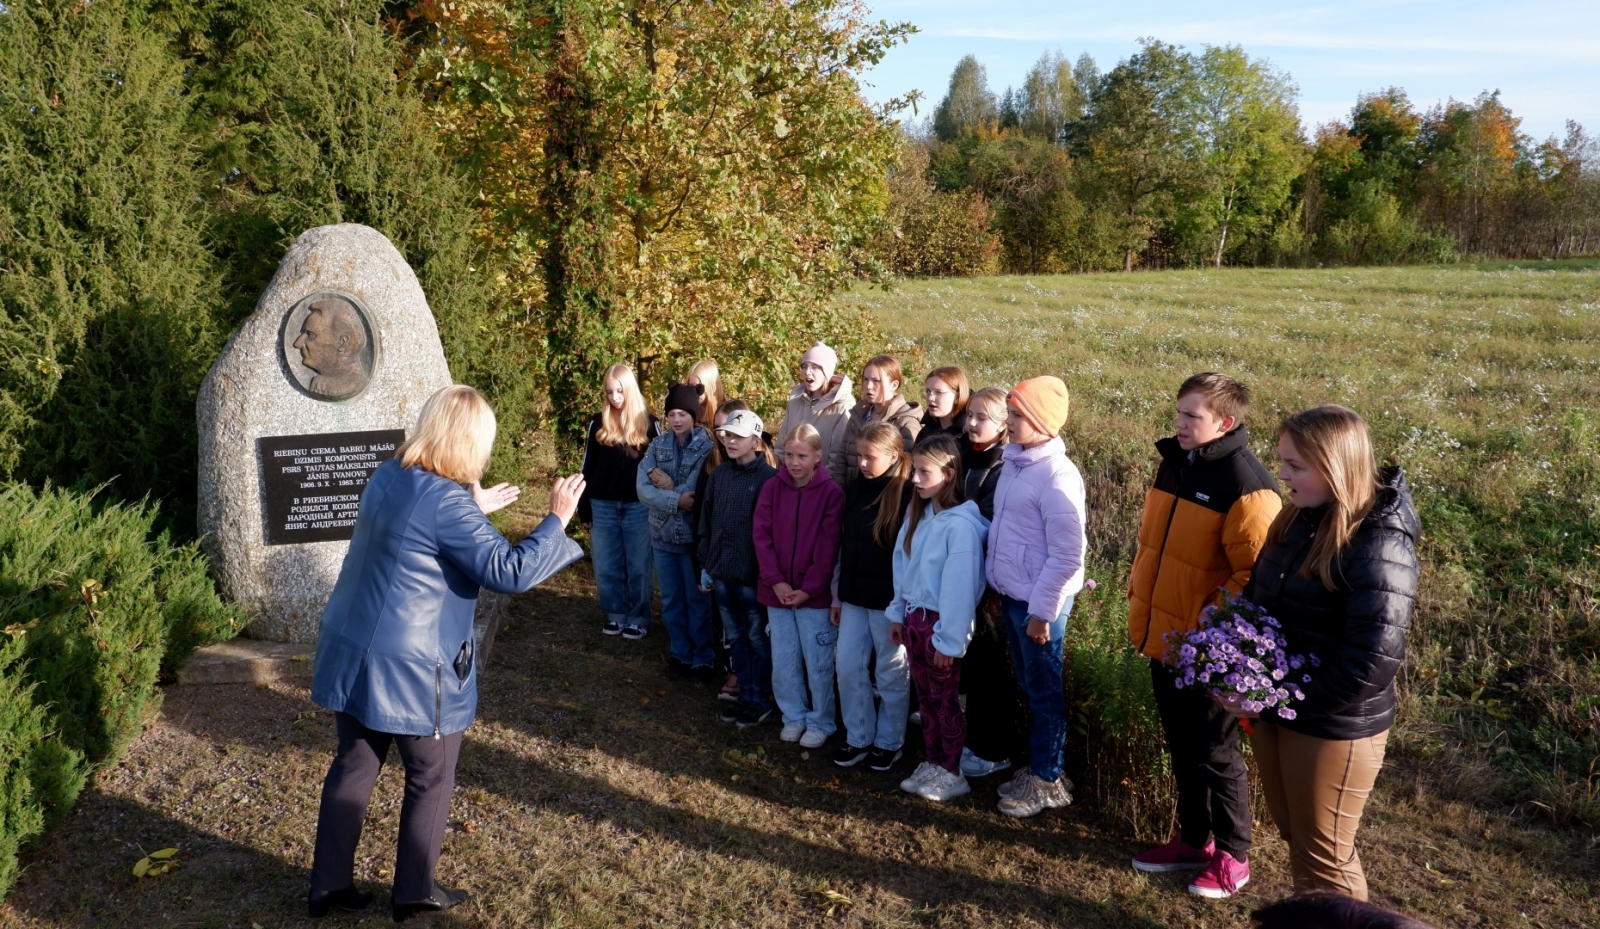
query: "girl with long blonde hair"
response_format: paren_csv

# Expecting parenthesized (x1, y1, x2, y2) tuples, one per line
(829, 422, 915, 772)
(1231, 405, 1420, 901)
(885, 433, 990, 802)
(580, 364, 661, 638)
(687, 359, 728, 430)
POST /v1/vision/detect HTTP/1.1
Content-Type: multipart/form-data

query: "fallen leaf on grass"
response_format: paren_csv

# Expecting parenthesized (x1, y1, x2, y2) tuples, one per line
(132, 848, 179, 878)
(639, 697, 650, 705)
(463, 821, 479, 834)
(812, 888, 854, 916)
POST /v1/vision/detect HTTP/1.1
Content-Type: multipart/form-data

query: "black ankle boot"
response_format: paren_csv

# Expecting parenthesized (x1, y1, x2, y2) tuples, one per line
(308, 885, 375, 918)
(392, 885, 469, 923)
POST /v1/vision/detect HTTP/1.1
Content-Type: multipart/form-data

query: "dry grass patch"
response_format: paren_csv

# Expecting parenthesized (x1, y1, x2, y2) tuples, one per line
(2, 562, 1597, 928)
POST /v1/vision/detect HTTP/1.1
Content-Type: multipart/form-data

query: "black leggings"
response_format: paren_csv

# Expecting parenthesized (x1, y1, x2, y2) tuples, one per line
(310, 712, 464, 902)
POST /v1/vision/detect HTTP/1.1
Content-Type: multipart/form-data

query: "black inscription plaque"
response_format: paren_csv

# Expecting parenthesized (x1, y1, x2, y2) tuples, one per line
(257, 429, 405, 545)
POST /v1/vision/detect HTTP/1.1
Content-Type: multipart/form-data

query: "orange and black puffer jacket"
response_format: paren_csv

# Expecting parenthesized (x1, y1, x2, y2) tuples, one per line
(1128, 426, 1282, 661)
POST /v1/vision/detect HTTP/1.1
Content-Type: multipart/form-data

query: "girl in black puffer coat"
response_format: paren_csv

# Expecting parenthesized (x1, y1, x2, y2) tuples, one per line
(1233, 405, 1420, 903)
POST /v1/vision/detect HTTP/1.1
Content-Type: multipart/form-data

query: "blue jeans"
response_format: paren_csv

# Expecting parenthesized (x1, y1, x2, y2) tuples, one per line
(1000, 593, 1075, 782)
(589, 500, 653, 628)
(835, 601, 909, 751)
(653, 548, 716, 668)
(767, 605, 836, 733)
(714, 580, 772, 711)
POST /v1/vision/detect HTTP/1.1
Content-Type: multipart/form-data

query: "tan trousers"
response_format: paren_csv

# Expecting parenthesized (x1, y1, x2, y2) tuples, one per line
(1251, 721, 1389, 901)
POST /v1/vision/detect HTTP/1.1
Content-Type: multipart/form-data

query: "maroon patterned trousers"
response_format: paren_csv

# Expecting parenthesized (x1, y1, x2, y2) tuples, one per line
(904, 607, 966, 773)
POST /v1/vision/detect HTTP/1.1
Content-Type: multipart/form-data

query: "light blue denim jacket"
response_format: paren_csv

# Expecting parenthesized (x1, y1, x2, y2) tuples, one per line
(635, 427, 713, 548)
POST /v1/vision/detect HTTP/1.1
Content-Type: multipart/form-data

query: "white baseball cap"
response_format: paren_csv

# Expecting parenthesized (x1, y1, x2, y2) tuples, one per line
(717, 409, 765, 438)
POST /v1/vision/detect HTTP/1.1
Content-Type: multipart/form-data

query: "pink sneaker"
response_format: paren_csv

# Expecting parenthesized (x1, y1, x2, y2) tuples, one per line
(1131, 835, 1215, 873)
(1187, 850, 1249, 898)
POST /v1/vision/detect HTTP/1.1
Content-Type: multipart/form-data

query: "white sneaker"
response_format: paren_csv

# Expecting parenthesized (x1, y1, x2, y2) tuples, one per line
(799, 728, 829, 749)
(997, 766, 1033, 798)
(960, 747, 1013, 779)
(779, 724, 805, 742)
(997, 772, 1073, 818)
(899, 761, 939, 793)
(915, 767, 972, 802)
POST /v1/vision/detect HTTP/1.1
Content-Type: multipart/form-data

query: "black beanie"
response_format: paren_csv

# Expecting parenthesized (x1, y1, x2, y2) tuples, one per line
(665, 382, 704, 418)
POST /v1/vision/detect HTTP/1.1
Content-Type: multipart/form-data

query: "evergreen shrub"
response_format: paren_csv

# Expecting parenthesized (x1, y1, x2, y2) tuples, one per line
(0, 483, 241, 898)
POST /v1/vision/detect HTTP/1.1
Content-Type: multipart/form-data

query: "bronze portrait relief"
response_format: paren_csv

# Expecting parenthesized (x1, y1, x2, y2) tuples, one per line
(280, 291, 378, 402)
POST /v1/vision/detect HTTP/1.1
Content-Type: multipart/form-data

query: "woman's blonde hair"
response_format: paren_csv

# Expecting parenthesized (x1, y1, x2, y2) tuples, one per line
(398, 385, 497, 484)
(688, 359, 728, 428)
(597, 363, 651, 448)
(857, 422, 910, 547)
(966, 386, 1010, 446)
(781, 422, 824, 453)
(1268, 405, 1379, 590)
(903, 433, 965, 554)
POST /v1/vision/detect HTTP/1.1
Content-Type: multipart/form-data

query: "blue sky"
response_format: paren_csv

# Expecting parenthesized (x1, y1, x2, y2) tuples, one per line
(857, 1, 1600, 143)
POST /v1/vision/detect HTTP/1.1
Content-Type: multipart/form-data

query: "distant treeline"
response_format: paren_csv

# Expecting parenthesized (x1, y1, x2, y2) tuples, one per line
(869, 42, 1600, 276)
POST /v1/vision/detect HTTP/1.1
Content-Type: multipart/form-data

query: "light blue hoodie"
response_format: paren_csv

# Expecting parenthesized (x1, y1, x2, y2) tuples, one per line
(885, 499, 991, 658)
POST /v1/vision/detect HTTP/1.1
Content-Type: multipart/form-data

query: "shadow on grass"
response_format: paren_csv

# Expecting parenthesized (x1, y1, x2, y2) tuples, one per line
(457, 581, 1170, 925)
(2, 793, 476, 929)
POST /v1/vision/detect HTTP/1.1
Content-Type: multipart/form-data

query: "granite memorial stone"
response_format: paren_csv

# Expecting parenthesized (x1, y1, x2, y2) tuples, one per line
(198, 224, 453, 643)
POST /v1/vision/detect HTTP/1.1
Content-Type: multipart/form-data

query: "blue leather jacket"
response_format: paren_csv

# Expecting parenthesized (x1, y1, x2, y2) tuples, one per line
(312, 460, 582, 736)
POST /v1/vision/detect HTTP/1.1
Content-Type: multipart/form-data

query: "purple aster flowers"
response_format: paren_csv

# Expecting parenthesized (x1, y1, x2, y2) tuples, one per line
(1163, 592, 1310, 721)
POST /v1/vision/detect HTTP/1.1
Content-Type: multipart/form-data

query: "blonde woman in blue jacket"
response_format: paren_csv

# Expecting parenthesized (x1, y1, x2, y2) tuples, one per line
(885, 433, 990, 804)
(309, 386, 585, 922)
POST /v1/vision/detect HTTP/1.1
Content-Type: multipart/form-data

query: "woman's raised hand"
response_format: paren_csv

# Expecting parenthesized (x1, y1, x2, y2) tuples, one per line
(472, 481, 521, 515)
(549, 474, 587, 527)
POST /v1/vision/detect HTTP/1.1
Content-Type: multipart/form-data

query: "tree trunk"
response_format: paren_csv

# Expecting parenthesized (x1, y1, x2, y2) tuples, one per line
(541, 2, 613, 470)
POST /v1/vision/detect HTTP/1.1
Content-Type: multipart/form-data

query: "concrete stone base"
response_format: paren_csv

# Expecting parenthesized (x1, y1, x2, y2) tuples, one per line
(177, 639, 316, 685)
(180, 589, 512, 685)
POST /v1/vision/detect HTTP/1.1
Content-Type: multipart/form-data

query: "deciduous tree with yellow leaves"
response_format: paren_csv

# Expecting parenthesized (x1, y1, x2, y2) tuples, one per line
(407, 0, 915, 458)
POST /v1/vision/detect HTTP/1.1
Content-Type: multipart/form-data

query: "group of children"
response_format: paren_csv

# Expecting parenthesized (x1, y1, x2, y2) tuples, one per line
(576, 343, 1420, 905)
(578, 345, 1085, 819)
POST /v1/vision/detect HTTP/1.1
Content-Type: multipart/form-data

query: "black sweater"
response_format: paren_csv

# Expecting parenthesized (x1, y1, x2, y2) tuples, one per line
(837, 473, 912, 610)
(577, 413, 661, 524)
(696, 457, 778, 586)
(919, 409, 966, 440)
(958, 436, 1004, 520)
(1243, 467, 1420, 741)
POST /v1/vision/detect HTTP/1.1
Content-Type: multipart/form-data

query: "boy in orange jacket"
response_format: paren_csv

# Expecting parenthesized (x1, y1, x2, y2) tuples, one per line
(1127, 373, 1280, 899)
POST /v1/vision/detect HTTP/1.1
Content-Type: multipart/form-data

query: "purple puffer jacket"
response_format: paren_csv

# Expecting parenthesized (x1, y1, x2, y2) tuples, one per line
(752, 466, 845, 609)
(985, 437, 1087, 621)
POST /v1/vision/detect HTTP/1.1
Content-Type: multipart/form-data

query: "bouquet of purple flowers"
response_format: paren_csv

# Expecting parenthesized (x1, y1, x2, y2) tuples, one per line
(1165, 592, 1315, 720)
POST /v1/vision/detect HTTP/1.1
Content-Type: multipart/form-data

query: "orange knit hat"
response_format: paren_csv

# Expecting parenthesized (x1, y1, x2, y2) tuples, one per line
(1007, 376, 1070, 437)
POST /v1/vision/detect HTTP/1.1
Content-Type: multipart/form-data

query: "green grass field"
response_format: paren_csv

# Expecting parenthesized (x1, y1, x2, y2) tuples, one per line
(846, 262, 1600, 827)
